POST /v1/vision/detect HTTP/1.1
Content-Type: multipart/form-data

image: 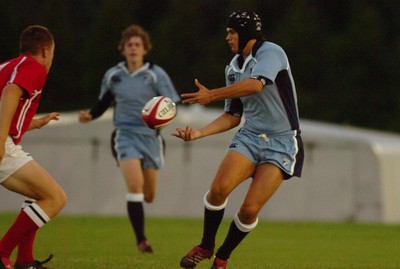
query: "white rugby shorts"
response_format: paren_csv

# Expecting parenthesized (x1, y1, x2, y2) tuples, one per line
(0, 137, 33, 183)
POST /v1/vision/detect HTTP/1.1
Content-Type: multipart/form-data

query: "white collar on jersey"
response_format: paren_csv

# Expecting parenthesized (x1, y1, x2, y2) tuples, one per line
(229, 54, 255, 74)
(118, 62, 151, 77)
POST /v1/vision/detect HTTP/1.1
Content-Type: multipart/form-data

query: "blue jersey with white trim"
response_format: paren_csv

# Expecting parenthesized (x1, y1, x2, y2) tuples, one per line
(224, 41, 300, 135)
(99, 61, 180, 135)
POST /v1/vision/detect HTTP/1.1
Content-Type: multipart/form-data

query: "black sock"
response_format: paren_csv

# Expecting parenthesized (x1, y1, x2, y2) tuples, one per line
(127, 201, 146, 244)
(215, 220, 249, 260)
(200, 207, 225, 250)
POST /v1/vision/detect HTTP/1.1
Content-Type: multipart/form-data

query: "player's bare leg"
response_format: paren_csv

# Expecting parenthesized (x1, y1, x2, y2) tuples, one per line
(0, 160, 66, 268)
(213, 163, 283, 265)
(119, 159, 153, 253)
(180, 151, 255, 268)
(2, 160, 67, 218)
(240, 163, 283, 223)
(142, 168, 158, 203)
(208, 151, 256, 205)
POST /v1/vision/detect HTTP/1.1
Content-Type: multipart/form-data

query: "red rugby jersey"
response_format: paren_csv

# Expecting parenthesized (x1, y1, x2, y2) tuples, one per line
(0, 54, 47, 144)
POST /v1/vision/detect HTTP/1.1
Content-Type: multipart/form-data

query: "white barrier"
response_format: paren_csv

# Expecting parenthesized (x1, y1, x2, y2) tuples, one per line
(1, 106, 399, 223)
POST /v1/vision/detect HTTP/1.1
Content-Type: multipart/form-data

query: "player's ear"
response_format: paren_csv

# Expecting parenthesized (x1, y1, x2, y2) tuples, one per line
(41, 47, 52, 60)
(143, 48, 148, 57)
(41, 47, 47, 58)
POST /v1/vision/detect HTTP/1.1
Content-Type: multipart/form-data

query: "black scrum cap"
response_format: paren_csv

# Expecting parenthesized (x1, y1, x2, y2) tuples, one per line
(226, 11, 262, 53)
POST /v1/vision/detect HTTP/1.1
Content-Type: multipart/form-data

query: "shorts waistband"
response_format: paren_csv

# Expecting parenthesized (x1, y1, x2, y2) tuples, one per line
(239, 128, 301, 137)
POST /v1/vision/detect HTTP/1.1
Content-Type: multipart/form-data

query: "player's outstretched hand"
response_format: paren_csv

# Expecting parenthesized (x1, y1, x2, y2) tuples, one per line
(181, 79, 213, 105)
(79, 110, 93, 123)
(172, 126, 202, 141)
(32, 112, 60, 129)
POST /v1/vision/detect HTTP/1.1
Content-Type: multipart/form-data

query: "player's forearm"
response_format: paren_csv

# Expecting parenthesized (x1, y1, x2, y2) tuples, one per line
(28, 112, 60, 131)
(210, 79, 263, 102)
(89, 91, 114, 120)
(27, 119, 40, 130)
(27, 118, 45, 130)
(199, 113, 240, 137)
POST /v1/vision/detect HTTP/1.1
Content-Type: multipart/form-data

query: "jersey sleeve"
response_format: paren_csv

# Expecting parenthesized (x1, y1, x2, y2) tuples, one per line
(251, 45, 288, 83)
(89, 90, 114, 120)
(224, 98, 243, 117)
(99, 69, 114, 99)
(89, 68, 116, 119)
(153, 66, 180, 103)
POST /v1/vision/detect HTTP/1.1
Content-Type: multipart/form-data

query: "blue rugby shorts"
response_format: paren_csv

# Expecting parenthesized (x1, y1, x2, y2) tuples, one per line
(111, 129, 165, 169)
(227, 128, 304, 179)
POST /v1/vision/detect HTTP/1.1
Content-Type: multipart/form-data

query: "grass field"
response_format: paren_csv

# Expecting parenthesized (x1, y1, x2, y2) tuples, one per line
(1, 213, 399, 269)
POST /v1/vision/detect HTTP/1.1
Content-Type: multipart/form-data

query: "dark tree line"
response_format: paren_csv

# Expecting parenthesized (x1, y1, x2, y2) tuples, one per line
(1, 0, 399, 132)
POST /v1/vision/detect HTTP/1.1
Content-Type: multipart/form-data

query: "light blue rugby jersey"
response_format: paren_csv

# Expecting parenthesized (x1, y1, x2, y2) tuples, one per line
(224, 41, 300, 135)
(100, 61, 180, 135)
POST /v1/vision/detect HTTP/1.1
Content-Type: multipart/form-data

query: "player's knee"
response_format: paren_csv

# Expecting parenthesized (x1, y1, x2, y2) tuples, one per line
(234, 211, 258, 232)
(207, 190, 228, 207)
(144, 196, 154, 204)
(54, 187, 67, 210)
(144, 193, 155, 203)
(209, 184, 229, 202)
(239, 204, 259, 223)
(204, 190, 228, 210)
(43, 187, 67, 218)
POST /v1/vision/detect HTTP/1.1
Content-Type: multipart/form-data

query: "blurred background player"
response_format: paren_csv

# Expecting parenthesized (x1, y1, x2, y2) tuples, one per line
(79, 24, 180, 253)
(0, 25, 67, 269)
(173, 11, 304, 269)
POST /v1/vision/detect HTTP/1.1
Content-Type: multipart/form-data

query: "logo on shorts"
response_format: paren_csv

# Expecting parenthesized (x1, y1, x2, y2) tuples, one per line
(282, 157, 291, 167)
(229, 143, 237, 148)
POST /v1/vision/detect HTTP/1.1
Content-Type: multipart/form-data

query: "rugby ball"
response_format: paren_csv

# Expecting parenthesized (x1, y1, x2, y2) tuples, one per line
(141, 96, 177, 129)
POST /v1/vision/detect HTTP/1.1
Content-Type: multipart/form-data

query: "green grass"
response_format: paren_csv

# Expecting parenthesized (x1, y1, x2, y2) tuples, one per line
(1, 213, 400, 268)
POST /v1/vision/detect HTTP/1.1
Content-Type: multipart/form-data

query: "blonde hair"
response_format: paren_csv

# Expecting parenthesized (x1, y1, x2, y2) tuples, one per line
(118, 24, 152, 52)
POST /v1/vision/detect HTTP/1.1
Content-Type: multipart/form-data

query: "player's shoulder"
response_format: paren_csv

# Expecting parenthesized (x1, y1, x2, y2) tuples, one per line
(5, 54, 39, 68)
(3, 54, 45, 76)
(254, 41, 285, 56)
(147, 62, 167, 75)
(104, 62, 125, 77)
(0, 58, 13, 72)
(145, 62, 171, 82)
